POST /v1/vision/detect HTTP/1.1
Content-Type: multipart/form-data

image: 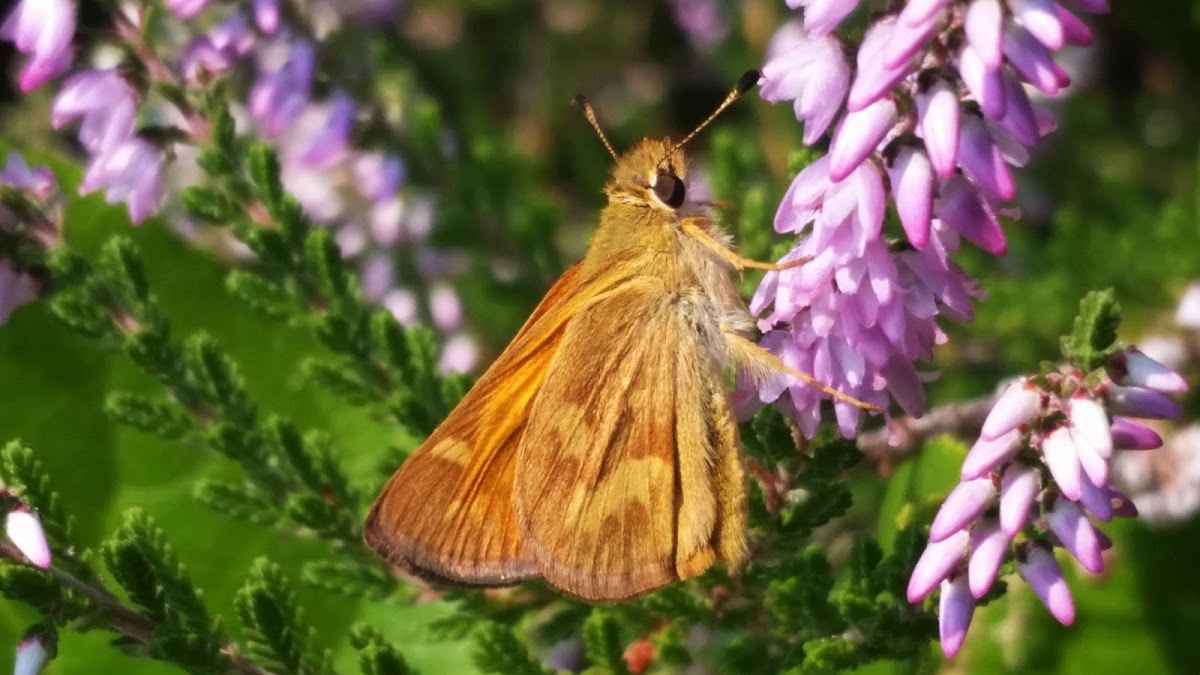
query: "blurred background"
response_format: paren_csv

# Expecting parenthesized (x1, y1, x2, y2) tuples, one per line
(0, 0, 1198, 673)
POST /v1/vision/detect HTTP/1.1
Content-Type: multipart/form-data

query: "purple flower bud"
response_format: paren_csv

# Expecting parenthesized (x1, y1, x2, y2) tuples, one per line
(439, 333, 479, 374)
(167, 0, 210, 18)
(1056, 4, 1094, 46)
(80, 137, 164, 225)
(957, 45, 1006, 119)
(249, 42, 315, 137)
(964, 0, 1004, 67)
(794, 0, 862, 36)
(916, 78, 960, 177)
(1178, 283, 1200, 329)
(1000, 463, 1040, 536)
(1113, 349, 1189, 394)
(1078, 477, 1114, 521)
(930, 477, 997, 541)
(1106, 385, 1183, 420)
(1042, 426, 1084, 500)
(995, 68, 1040, 145)
(14, 636, 48, 675)
(884, 10, 940, 69)
(961, 429, 1020, 480)
(430, 284, 463, 331)
(1110, 417, 1162, 450)
(828, 98, 897, 182)
(1073, 432, 1108, 487)
(1013, 0, 1065, 50)
(5, 506, 50, 569)
(957, 115, 1015, 200)
(908, 529, 969, 602)
(980, 378, 1040, 440)
(968, 519, 1008, 597)
(0, 0, 76, 92)
(180, 38, 234, 84)
(761, 23, 850, 145)
(1019, 544, 1075, 624)
(898, 0, 950, 27)
(1046, 499, 1104, 573)
(888, 146, 934, 249)
(255, 0, 281, 33)
(939, 575, 975, 658)
(0, 152, 56, 199)
(1003, 25, 1068, 95)
(298, 93, 356, 167)
(1068, 395, 1112, 459)
(847, 19, 913, 111)
(935, 175, 1007, 254)
(1111, 489, 1138, 518)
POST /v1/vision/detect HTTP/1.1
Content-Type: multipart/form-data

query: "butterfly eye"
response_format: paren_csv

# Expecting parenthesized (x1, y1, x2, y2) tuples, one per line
(652, 171, 686, 208)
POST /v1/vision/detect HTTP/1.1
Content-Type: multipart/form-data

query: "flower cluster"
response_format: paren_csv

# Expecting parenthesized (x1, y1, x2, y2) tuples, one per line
(753, 0, 1106, 436)
(0, 0, 476, 372)
(906, 347, 1186, 657)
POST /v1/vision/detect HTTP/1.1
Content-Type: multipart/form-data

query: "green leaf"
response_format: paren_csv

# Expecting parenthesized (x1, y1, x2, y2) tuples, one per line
(0, 440, 75, 549)
(192, 480, 280, 526)
(300, 560, 396, 600)
(100, 508, 224, 672)
(350, 622, 418, 675)
(581, 608, 629, 675)
(1060, 289, 1123, 371)
(104, 392, 194, 440)
(234, 557, 333, 675)
(471, 622, 554, 675)
(180, 186, 235, 225)
(183, 333, 257, 427)
(225, 270, 297, 320)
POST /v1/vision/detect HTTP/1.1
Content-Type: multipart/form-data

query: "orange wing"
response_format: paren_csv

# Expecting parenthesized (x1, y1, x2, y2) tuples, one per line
(364, 262, 589, 585)
(513, 278, 746, 601)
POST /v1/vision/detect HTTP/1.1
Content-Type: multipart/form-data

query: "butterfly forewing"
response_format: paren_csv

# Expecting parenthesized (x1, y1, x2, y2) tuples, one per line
(364, 264, 588, 584)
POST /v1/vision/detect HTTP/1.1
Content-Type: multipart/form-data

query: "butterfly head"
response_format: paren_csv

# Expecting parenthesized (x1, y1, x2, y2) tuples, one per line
(605, 139, 689, 212)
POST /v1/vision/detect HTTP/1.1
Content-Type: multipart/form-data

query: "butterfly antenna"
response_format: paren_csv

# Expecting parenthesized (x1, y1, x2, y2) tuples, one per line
(573, 95, 619, 161)
(661, 69, 762, 162)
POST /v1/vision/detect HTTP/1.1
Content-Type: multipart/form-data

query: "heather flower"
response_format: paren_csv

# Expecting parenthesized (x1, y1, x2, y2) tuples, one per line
(908, 349, 1186, 655)
(166, 0, 211, 19)
(13, 635, 48, 675)
(0, 0, 76, 92)
(760, 22, 849, 144)
(669, 0, 727, 48)
(755, 0, 1108, 436)
(1176, 282, 1200, 329)
(249, 41, 316, 137)
(5, 505, 50, 569)
(80, 137, 165, 225)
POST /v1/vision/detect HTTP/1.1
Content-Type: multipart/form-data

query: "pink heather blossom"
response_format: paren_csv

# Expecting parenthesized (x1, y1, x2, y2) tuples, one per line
(761, 21, 849, 145)
(255, 0, 282, 33)
(998, 463, 1040, 536)
(166, 0, 211, 18)
(911, 355, 1184, 653)
(916, 78, 960, 177)
(13, 636, 48, 675)
(938, 576, 974, 658)
(249, 41, 316, 137)
(791, 0, 861, 36)
(0, 0, 76, 92)
(5, 505, 50, 569)
(80, 137, 165, 225)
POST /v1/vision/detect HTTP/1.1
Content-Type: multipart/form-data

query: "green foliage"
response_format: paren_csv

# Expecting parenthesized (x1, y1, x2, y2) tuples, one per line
(350, 623, 418, 675)
(235, 558, 333, 675)
(1060, 289, 1124, 371)
(471, 622, 555, 675)
(581, 609, 629, 675)
(101, 509, 225, 672)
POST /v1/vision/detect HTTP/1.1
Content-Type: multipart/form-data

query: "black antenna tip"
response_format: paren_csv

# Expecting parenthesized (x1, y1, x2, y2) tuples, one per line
(735, 69, 763, 95)
(572, 94, 588, 110)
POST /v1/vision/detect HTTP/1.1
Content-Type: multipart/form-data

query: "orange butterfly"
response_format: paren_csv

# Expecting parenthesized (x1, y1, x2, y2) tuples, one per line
(365, 71, 878, 601)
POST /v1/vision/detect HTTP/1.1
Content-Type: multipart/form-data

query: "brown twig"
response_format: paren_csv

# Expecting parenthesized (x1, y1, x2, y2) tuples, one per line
(857, 393, 999, 462)
(0, 542, 274, 675)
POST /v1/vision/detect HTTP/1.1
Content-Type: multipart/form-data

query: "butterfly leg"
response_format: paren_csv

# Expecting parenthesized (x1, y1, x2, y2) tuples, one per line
(721, 329, 884, 412)
(679, 217, 811, 271)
